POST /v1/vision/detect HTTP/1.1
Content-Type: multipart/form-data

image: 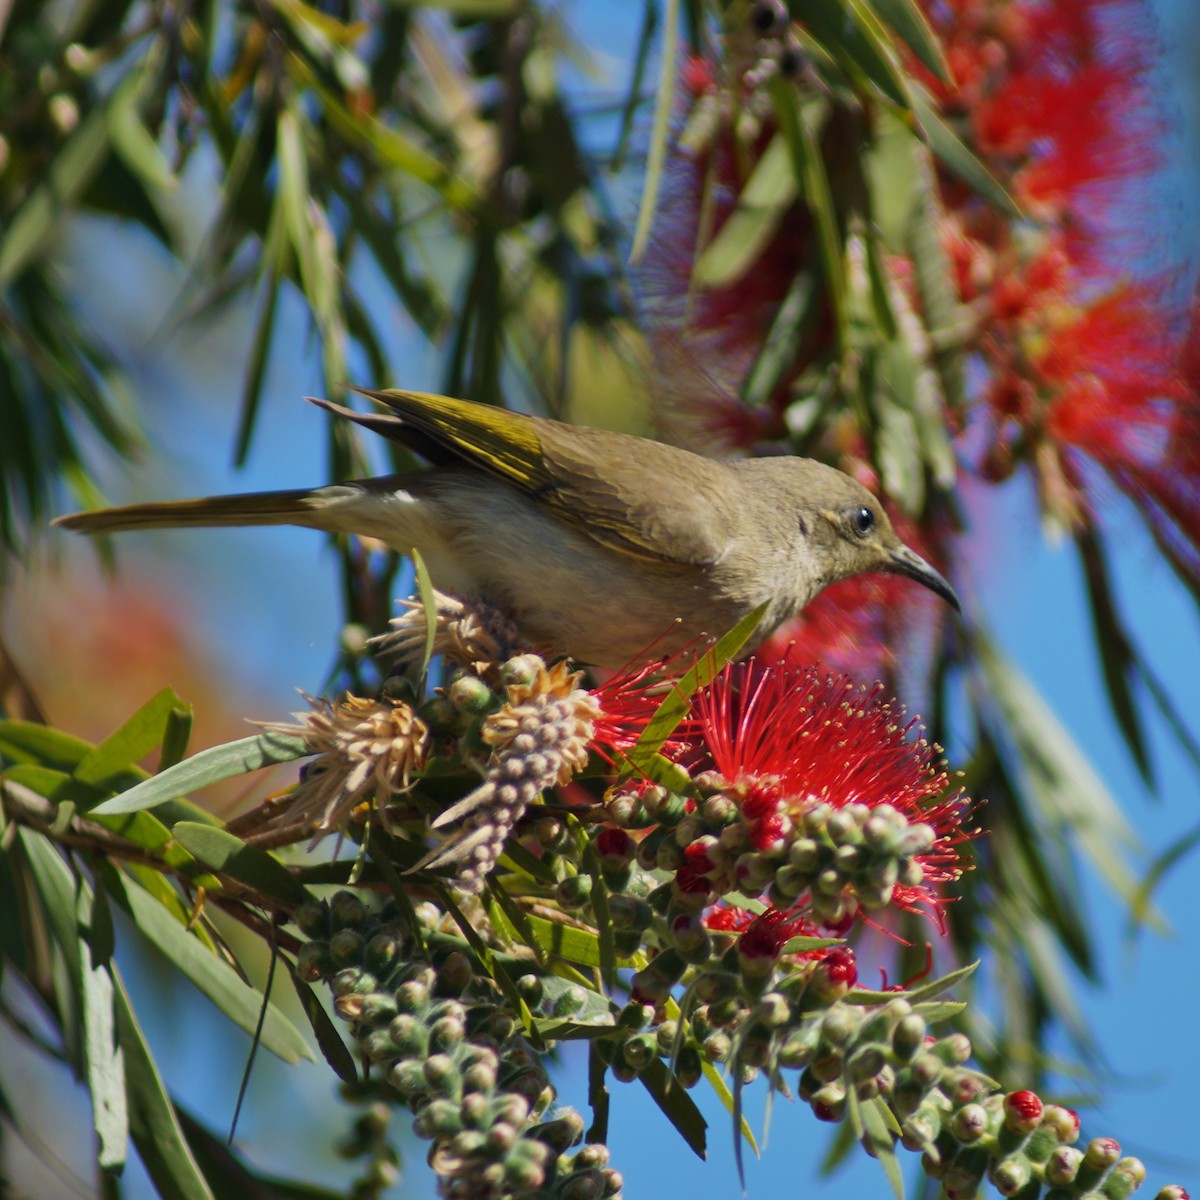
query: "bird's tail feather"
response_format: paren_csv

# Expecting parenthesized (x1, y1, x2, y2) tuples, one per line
(53, 488, 324, 535)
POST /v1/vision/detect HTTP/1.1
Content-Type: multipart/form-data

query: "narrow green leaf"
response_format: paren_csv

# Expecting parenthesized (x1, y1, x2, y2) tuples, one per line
(1129, 822, 1200, 935)
(800, 0, 910, 107)
(700, 1059, 759, 1154)
(627, 603, 768, 769)
(99, 864, 312, 1063)
(859, 1095, 905, 1199)
(628, 0, 678, 263)
(109, 65, 177, 194)
(233, 197, 288, 467)
(911, 89, 1020, 217)
(114, 968, 215, 1200)
(1076, 529, 1152, 785)
(411, 548, 439, 682)
(287, 968, 358, 1084)
(693, 134, 798, 289)
(638, 1056, 707, 1160)
(871, 0, 951, 81)
(974, 636, 1163, 928)
(158, 706, 193, 773)
(75, 688, 191, 791)
(0, 104, 113, 286)
(175, 1107, 349, 1200)
(90, 732, 310, 816)
(770, 87, 849, 360)
(17, 829, 86, 1068)
(0, 719, 94, 770)
(79, 886, 128, 1171)
(170, 823, 309, 906)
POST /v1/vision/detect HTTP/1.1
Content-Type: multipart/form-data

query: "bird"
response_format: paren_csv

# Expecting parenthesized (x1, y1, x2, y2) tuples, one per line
(54, 388, 960, 667)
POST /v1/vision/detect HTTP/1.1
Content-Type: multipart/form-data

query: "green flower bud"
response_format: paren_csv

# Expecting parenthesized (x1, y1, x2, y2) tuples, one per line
(394, 979, 430, 1013)
(449, 673, 494, 714)
(621, 1032, 657, 1072)
(702, 1031, 731, 1063)
(989, 1155, 1032, 1197)
(388, 1013, 428, 1057)
(295, 942, 331, 982)
(675, 1044, 703, 1089)
(294, 900, 330, 938)
(820, 1004, 860, 1046)
(891, 1012, 927, 1060)
(422, 1053, 460, 1095)
(778, 1026, 817, 1069)
(571, 1144, 611, 1172)
(554, 873, 592, 907)
(329, 929, 365, 966)
(516, 973, 545, 1007)
(387, 1057, 427, 1096)
(329, 890, 368, 931)
(811, 1082, 846, 1122)
(948, 1103, 988, 1145)
(560, 1170, 605, 1200)
(847, 1044, 886, 1084)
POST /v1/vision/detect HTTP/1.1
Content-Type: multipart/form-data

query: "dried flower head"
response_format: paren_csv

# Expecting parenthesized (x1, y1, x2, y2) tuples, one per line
(256, 693, 430, 843)
(371, 589, 527, 683)
(412, 655, 601, 892)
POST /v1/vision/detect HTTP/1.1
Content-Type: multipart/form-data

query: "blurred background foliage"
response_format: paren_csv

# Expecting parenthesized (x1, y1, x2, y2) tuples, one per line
(2, 0, 1200, 1196)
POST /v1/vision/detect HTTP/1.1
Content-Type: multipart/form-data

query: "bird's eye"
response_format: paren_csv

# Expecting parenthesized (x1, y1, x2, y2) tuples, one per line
(851, 506, 875, 537)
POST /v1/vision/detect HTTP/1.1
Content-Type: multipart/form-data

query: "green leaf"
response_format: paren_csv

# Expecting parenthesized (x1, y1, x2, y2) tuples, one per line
(170, 823, 309, 906)
(0, 103, 113, 286)
(628, 0, 678, 263)
(858, 1094, 904, 1198)
(17, 829, 86, 1069)
(108, 63, 177, 195)
(771, 88, 850, 361)
(90, 732, 310, 816)
(974, 636, 1164, 930)
(287, 968, 357, 1084)
(699, 1059, 759, 1155)
(638, 1055, 707, 1161)
(0, 719, 94, 771)
(627, 603, 768, 770)
(175, 1107, 349, 1200)
(1076, 529, 1152, 785)
(79, 885, 128, 1171)
(911, 89, 1020, 217)
(800, 0, 910, 107)
(114, 967, 215, 1200)
(75, 688, 191, 792)
(693, 133, 799, 289)
(99, 864, 312, 1063)
(411, 548, 439, 682)
(871, 0, 951, 82)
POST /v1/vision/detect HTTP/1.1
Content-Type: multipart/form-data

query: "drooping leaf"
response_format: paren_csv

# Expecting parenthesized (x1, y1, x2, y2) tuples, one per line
(99, 864, 312, 1063)
(90, 733, 310, 816)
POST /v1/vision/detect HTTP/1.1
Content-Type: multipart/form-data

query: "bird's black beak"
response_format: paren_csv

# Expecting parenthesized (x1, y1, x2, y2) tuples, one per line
(886, 545, 962, 613)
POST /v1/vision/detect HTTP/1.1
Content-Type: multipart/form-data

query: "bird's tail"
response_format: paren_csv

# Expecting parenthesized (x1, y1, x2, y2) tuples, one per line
(53, 488, 326, 535)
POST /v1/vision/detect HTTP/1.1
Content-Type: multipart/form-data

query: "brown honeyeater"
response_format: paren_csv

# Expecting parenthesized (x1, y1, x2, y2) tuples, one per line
(54, 388, 960, 666)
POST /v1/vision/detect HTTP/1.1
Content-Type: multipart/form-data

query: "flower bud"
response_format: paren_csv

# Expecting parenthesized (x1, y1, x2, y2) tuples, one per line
(329, 929, 365, 966)
(329, 890, 369, 930)
(1045, 1145, 1084, 1186)
(989, 1155, 1031, 1196)
(1003, 1089, 1043, 1135)
(557, 873, 594, 909)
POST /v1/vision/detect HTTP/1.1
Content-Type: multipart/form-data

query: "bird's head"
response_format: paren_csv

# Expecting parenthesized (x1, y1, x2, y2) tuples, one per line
(809, 472, 959, 611)
(738, 458, 961, 614)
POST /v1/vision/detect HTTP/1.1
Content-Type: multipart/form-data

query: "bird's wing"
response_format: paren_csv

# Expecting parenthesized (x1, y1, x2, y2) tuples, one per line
(320, 388, 729, 567)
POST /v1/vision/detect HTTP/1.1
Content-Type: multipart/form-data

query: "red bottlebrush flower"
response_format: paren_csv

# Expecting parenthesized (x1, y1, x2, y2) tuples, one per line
(1003, 1089, 1044, 1135)
(811, 946, 858, 1002)
(736, 906, 816, 963)
(588, 651, 693, 764)
(691, 662, 973, 924)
